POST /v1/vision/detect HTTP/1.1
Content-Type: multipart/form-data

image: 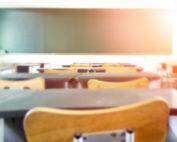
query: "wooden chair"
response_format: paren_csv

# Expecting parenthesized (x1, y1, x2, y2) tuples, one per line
(88, 77, 148, 89)
(102, 63, 124, 68)
(70, 63, 92, 68)
(105, 67, 137, 72)
(24, 97, 169, 142)
(0, 77, 45, 90)
(44, 69, 78, 73)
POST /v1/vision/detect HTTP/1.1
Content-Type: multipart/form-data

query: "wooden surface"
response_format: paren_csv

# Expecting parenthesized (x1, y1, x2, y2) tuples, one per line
(24, 97, 169, 142)
(88, 77, 148, 88)
(102, 63, 124, 67)
(44, 69, 78, 73)
(70, 63, 92, 67)
(39, 68, 106, 73)
(0, 77, 45, 90)
(0, 89, 176, 118)
(105, 67, 137, 72)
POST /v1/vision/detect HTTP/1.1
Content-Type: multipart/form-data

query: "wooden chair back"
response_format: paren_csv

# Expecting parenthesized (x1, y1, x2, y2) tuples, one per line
(88, 77, 148, 89)
(0, 77, 45, 90)
(24, 97, 169, 142)
(102, 63, 124, 68)
(44, 69, 77, 73)
(70, 63, 92, 68)
(105, 67, 137, 72)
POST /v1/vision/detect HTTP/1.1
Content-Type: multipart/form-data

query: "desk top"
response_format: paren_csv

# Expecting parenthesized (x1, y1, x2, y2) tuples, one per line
(0, 88, 176, 118)
(0, 72, 159, 81)
(0, 67, 15, 72)
(0, 72, 160, 88)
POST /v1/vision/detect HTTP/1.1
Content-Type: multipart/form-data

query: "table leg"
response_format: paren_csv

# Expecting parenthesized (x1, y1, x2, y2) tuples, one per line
(0, 118, 4, 142)
(4, 117, 26, 142)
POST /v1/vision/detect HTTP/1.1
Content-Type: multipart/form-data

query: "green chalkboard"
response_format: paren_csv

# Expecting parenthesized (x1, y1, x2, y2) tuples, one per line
(0, 9, 172, 54)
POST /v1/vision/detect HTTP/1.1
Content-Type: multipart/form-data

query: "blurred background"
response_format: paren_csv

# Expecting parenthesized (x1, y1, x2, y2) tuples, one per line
(0, 0, 177, 70)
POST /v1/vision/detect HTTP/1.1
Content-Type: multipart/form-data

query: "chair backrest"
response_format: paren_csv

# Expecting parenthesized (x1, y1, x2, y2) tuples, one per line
(102, 63, 124, 68)
(88, 77, 148, 89)
(70, 63, 92, 68)
(44, 69, 78, 73)
(105, 67, 137, 72)
(24, 97, 169, 142)
(0, 77, 45, 90)
(70, 63, 124, 68)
